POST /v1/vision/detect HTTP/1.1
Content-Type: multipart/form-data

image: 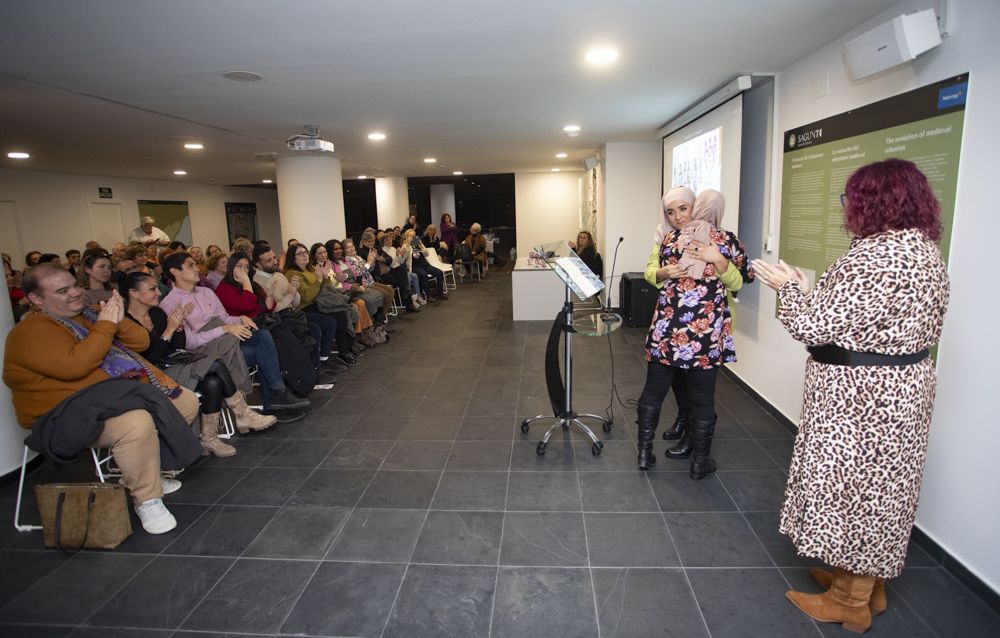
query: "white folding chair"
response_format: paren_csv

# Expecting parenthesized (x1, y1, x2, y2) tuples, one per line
(425, 247, 457, 291)
(14, 446, 43, 532)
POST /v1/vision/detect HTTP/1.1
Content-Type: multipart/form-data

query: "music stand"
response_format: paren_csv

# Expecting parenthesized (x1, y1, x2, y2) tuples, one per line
(520, 243, 618, 456)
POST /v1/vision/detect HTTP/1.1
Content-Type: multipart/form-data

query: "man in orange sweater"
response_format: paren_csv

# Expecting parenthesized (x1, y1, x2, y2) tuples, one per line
(3, 264, 199, 534)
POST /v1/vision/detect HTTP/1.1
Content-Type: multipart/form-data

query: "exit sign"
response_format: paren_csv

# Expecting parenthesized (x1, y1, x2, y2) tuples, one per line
(98, 187, 113, 198)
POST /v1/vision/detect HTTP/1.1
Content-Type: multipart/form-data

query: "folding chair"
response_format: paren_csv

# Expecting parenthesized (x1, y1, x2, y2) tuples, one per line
(425, 247, 457, 291)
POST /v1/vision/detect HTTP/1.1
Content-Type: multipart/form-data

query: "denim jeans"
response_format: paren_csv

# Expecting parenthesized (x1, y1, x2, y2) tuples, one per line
(304, 310, 337, 356)
(638, 362, 717, 422)
(239, 328, 284, 407)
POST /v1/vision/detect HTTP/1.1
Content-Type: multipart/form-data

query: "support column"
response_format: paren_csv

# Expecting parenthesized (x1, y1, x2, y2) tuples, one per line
(375, 176, 409, 229)
(430, 184, 456, 225)
(275, 155, 346, 245)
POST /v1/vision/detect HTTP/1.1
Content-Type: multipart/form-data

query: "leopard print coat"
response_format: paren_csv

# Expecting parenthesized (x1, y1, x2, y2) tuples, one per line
(776, 229, 949, 578)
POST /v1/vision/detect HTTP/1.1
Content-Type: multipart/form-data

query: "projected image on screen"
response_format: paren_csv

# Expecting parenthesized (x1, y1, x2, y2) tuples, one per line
(661, 94, 742, 230)
(671, 128, 721, 195)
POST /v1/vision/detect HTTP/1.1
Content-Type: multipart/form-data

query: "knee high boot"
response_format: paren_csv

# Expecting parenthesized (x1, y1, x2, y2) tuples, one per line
(688, 416, 717, 480)
(786, 568, 875, 634)
(810, 569, 886, 615)
(662, 412, 688, 440)
(225, 391, 278, 433)
(665, 413, 709, 459)
(199, 412, 237, 457)
(636, 402, 660, 471)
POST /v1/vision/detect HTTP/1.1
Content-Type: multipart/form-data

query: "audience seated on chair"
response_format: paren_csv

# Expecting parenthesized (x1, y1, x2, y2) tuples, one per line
(2, 264, 203, 535)
(159, 252, 309, 415)
(119, 271, 276, 453)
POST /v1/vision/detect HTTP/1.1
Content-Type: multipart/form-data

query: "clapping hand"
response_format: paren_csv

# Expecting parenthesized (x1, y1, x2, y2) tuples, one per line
(751, 259, 810, 292)
(165, 302, 193, 334)
(97, 290, 125, 324)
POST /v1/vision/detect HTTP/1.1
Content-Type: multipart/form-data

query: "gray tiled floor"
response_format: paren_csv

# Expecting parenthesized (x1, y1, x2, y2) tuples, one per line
(1, 272, 998, 637)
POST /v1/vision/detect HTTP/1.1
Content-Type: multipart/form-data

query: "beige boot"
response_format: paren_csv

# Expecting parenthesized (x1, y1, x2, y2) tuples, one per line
(225, 391, 277, 433)
(787, 567, 874, 633)
(199, 412, 237, 457)
(811, 568, 886, 615)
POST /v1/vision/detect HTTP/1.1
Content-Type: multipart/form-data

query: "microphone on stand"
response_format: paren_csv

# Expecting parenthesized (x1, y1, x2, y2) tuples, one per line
(600, 237, 624, 320)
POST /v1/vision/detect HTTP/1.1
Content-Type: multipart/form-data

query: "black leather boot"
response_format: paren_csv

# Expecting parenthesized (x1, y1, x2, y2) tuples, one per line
(663, 430, 692, 459)
(689, 416, 717, 480)
(636, 402, 660, 471)
(662, 413, 688, 440)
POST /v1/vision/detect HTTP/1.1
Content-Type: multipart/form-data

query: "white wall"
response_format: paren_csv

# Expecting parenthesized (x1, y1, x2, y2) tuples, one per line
(0, 168, 281, 254)
(514, 171, 585, 255)
(731, 0, 1000, 592)
(375, 176, 410, 229)
(601, 142, 662, 306)
(0, 274, 26, 482)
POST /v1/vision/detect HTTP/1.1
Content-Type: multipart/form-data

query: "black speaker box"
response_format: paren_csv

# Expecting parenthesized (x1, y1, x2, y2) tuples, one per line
(619, 272, 659, 328)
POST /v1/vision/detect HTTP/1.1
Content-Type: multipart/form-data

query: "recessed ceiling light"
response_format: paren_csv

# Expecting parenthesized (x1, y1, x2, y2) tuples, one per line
(7, 151, 29, 159)
(585, 47, 619, 65)
(173, 170, 187, 176)
(358, 175, 368, 179)
(562, 124, 581, 133)
(551, 168, 561, 172)
(367, 132, 386, 141)
(222, 70, 262, 82)
(453, 171, 463, 175)
(555, 152, 568, 159)
(261, 179, 273, 184)
(183, 143, 204, 150)
(423, 158, 436, 163)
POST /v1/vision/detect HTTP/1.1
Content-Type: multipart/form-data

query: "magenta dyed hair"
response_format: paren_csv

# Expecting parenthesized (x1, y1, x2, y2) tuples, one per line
(843, 158, 942, 241)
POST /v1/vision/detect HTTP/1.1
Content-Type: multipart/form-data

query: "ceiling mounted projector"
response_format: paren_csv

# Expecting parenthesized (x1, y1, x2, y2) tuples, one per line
(286, 124, 334, 153)
(287, 138, 334, 152)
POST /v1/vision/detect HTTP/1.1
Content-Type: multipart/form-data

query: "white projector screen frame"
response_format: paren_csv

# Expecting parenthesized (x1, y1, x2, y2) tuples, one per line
(661, 94, 743, 232)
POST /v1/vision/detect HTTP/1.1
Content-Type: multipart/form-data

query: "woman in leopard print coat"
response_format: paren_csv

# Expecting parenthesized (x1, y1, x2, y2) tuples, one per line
(754, 159, 949, 633)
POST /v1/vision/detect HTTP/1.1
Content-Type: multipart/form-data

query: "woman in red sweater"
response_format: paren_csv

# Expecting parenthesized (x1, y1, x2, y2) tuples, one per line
(214, 254, 264, 319)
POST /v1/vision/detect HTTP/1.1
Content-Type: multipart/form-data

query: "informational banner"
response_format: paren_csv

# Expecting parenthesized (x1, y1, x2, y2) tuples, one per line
(779, 74, 967, 282)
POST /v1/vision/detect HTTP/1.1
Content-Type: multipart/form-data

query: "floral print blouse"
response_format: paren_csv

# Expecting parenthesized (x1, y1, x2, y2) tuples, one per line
(644, 227, 754, 369)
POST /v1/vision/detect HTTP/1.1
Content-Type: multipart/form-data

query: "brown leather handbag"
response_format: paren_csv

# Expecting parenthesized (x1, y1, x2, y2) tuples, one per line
(34, 483, 132, 551)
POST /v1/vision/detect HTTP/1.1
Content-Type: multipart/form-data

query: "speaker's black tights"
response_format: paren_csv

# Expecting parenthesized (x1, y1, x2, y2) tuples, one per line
(194, 359, 238, 414)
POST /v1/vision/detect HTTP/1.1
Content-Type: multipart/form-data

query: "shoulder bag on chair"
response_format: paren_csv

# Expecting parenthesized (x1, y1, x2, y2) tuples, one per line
(455, 243, 473, 262)
(34, 482, 132, 551)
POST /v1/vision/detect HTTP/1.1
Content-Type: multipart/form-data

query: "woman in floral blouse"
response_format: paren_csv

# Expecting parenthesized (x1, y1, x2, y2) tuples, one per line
(636, 189, 754, 476)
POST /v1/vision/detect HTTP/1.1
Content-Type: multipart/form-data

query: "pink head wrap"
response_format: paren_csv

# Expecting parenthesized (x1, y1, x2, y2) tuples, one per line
(676, 189, 726, 278)
(654, 186, 696, 245)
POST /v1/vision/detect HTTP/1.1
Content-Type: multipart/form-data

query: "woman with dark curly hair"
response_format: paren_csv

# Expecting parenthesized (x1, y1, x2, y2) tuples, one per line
(754, 159, 950, 634)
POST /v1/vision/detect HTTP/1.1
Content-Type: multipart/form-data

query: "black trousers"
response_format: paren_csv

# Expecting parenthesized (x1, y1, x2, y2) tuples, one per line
(195, 359, 238, 414)
(638, 362, 717, 422)
(376, 266, 411, 300)
(671, 371, 690, 416)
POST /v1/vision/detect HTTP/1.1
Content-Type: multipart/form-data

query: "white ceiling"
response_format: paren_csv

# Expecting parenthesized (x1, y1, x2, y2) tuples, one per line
(0, 0, 897, 185)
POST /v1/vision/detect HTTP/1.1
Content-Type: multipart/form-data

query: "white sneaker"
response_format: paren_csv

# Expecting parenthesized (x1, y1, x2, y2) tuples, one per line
(135, 498, 177, 534)
(162, 477, 182, 495)
(320, 355, 330, 362)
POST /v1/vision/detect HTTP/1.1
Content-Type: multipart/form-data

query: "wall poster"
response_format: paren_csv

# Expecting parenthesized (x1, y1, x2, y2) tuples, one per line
(779, 74, 967, 283)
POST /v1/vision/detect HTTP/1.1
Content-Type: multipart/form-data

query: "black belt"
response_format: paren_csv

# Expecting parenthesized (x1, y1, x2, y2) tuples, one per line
(807, 344, 929, 367)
